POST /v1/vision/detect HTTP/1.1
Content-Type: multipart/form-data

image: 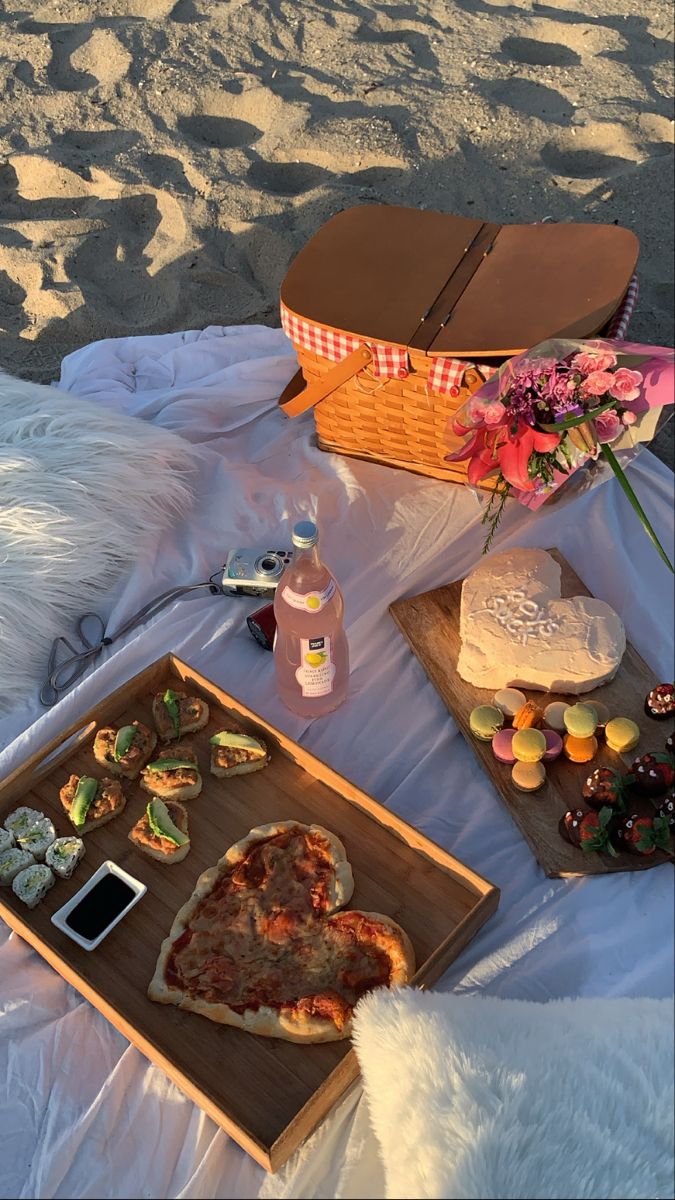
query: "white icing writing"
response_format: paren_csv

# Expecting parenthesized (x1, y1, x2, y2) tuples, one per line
(483, 591, 560, 645)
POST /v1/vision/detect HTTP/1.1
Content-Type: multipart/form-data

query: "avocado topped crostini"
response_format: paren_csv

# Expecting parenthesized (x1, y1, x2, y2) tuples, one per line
(93, 721, 157, 780)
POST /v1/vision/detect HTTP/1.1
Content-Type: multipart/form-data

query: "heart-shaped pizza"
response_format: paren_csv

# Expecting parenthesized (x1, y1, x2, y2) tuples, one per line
(148, 821, 415, 1042)
(457, 547, 626, 694)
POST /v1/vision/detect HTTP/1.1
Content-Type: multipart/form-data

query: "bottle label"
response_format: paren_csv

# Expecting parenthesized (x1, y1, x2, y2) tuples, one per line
(281, 579, 336, 613)
(295, 636, 335, 698)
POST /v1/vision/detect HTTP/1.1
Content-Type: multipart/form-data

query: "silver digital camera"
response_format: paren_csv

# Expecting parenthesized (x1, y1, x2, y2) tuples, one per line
(222, 548, 294, 597)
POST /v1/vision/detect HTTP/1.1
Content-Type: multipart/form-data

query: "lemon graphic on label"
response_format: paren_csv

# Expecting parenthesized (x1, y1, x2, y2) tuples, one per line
(305, 651, 327, 667)
(306, 595, 321, 610)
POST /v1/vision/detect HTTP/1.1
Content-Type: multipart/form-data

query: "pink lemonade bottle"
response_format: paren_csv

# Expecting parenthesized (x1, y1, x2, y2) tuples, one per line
(273, 520, 349, 717)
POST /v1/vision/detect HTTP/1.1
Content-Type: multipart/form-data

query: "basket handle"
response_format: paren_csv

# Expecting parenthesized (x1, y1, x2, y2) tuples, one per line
(279, 345, 373, 416)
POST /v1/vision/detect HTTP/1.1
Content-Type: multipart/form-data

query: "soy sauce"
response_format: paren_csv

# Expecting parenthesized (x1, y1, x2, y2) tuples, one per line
(66, 874, 135, 941)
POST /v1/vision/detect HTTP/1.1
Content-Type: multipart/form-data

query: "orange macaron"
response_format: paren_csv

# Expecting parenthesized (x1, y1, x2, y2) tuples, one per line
(563, 733, 599, 763)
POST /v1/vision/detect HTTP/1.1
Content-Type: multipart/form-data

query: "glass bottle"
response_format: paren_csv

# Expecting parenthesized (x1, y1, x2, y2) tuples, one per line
(273, 520, 349, 717)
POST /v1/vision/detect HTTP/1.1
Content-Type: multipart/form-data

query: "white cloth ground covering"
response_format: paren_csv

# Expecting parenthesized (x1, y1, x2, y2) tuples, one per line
(0, 325, 673, 1200)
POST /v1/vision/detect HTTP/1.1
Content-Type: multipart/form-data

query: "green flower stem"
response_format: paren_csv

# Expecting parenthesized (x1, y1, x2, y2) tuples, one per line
(541, 400, 616, 432)
(601, 443, 674, 573)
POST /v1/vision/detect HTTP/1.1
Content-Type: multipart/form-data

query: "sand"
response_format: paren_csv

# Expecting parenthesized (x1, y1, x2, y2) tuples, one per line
(0, 0, 672, 462)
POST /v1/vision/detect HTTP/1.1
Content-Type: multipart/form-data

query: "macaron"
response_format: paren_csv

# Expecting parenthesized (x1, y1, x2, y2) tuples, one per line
(542, 728, 564, 763)
(469, 705, 504, 741)
(512, 701, 543, 730)
(563, 703, 598, 739)
(511, 761, 547, 792)
(543, 701, 570, 733)
(492, 728, 517, 764)
(492, 688, 527, 721)
(512, 728, 547, 763)
(563, 733, 599, 763)
(605, 717, 640, 754)
(586, 700, 610, 732)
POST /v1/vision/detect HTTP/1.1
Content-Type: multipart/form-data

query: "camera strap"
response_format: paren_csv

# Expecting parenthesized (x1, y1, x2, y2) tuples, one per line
(39, 572, 226, 708)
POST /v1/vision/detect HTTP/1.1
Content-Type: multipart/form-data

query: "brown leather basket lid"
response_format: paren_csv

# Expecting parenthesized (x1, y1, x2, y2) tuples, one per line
(280, 205, 639, 357)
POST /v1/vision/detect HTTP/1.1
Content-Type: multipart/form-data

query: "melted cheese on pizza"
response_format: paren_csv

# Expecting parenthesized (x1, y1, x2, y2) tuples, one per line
(165, 828, 391, 1025)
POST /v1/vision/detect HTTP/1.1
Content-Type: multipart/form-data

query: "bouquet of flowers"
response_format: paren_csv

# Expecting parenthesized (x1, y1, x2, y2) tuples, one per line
(445, 338, 674, 570)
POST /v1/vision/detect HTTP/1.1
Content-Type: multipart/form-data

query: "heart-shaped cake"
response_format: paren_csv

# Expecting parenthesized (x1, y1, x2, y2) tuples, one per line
(457, 548, 626, 694)
(148, 821, 415, 1042)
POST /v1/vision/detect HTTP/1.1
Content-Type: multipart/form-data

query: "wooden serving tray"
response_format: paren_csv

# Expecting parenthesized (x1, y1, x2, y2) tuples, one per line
(0, 654, 499, 1173)
(390, 552, 673, 878)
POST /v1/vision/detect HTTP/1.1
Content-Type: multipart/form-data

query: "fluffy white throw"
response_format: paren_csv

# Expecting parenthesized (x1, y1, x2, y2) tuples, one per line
(0, 369, 196, 713)
(351, 988, 675, 1200)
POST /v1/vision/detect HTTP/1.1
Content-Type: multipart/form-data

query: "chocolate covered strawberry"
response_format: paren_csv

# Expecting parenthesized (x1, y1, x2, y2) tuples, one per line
(629, 753, 675, 798)
(655, 791, 674, 827)
(558, 809, 587, 847)
(582, 767, 626, 811)
(559, 807, 618, 857)
(644, 683, 675, 721)
(614, 814, 672, 856)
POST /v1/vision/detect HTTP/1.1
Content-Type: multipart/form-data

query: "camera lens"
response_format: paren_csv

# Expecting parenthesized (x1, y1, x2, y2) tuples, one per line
(254, 553, 283, 579)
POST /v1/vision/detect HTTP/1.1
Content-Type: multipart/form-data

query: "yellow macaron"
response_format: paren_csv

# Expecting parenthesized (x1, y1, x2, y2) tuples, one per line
(605, 717, 640, 753)
(512, 728, 547, 763)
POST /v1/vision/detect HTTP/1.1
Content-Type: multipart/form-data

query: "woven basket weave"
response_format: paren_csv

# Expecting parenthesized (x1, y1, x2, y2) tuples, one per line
(293, 344, 493, 484)
(284, 274, 638, 486)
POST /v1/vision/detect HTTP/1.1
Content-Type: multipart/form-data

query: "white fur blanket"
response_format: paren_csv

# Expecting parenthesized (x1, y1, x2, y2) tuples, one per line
(349, 988, 675, 1200)
(0, 370, 196, 714)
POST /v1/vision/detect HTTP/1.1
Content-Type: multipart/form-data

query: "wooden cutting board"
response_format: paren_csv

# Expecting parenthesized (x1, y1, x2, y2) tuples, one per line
(0, 654, 499, 1173)
(390, 552, 673, 878)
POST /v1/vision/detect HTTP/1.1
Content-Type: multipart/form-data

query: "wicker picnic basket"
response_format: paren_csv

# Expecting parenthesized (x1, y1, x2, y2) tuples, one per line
(279, 206, 639, 485)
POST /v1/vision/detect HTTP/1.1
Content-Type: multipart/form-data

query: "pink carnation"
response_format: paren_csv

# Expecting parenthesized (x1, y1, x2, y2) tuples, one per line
(609, 367, 642, 403)
(594, 410, 623, 444)
(581, 370, 616, 397)
(571, 348, 617, 374)
(622, 410, 638, 426)
(465, 394, 488, 425)
(482, 400, 507, 427)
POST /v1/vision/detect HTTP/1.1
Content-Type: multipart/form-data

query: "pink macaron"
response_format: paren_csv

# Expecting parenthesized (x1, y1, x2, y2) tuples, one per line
(542, 728, 564, 763)
(492, 728, 517, 764)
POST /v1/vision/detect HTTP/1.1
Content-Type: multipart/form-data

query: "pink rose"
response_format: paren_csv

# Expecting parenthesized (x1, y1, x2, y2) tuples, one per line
(608, 367, 643, 403)
(581, 370, 615, 397)
(482, 400, 507, 427)
(594, 410, 623, 443)
(571, 349, 617, 374)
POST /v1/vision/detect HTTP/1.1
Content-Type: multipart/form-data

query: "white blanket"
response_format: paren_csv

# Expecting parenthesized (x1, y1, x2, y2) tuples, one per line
(0, 325, 673, 1200)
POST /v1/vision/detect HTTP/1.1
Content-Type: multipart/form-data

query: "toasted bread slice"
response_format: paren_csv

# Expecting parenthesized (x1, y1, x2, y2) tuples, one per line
(140, 743, 202, 801)
(209, 729, 270, 777)
(152, 690, 209, 742)
(59, 775, 127, 834)
(93, 721, 157, 780)
(128, 800, 190, 864)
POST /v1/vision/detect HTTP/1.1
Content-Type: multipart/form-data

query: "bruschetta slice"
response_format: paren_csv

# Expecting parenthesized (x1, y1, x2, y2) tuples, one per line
(140, 743, 202, 801)
(93, 721, 157, 780)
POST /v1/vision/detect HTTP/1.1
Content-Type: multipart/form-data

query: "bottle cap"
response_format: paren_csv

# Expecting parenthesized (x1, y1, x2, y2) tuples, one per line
(292, 520, 318, 548)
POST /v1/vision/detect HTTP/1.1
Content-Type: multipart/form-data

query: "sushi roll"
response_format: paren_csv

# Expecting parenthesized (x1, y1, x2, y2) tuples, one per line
(0, 828, 15, 854)
(12, 864, 55, 908)
(0, 847, 36, 886)
(16, 816, 56, 862)
(45, 836, 86, 880)
(4, 807, 46, 838)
